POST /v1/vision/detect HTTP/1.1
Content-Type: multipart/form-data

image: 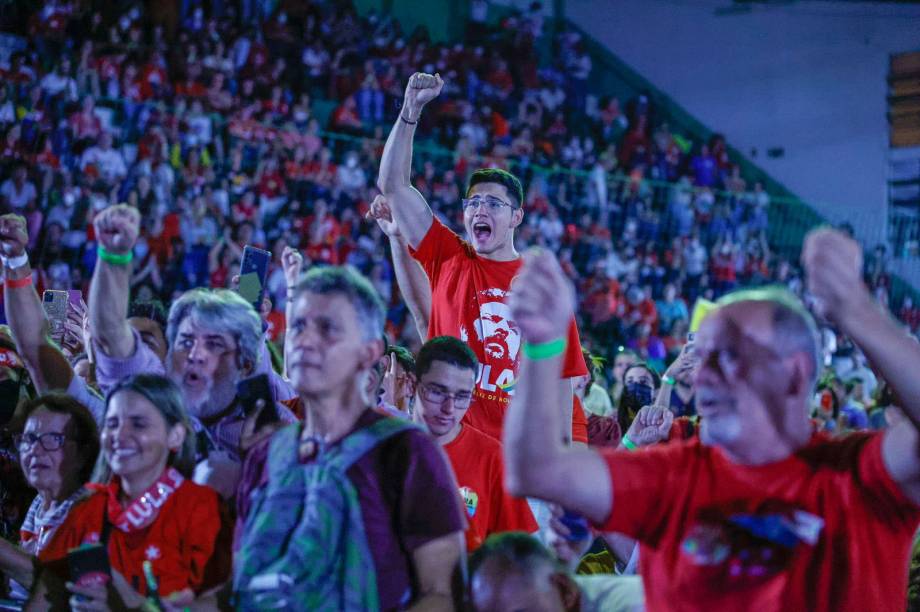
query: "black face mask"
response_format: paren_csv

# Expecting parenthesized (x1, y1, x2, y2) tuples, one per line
(622, 381, 654, 414)
(0, 378, 22, 428)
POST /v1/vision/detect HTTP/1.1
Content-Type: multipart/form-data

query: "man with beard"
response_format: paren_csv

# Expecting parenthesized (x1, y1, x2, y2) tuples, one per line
(377, 73, 587, 441)
(504, 234, 920, 611)
(87, 205, 294, 498)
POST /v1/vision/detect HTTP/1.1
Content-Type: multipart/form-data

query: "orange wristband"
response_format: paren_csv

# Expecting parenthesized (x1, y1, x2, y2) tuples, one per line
(4, 275, 32, 289)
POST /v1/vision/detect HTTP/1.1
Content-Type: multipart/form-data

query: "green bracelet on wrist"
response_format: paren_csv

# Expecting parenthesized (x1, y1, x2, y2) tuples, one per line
(522, 338, 566, 360)
(663, 375, 676, 386)
(97, 245, 133, 266)
(621, 435, 638, 451)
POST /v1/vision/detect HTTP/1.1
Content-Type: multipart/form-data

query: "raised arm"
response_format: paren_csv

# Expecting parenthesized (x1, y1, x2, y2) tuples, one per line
(368, 195, 431, 340)
(89, 204, 140, 359)
(803, 228, 920, 504)
(281, 245, 305, 379)
(376, 73, 442, 249)
(0, 214, 74, 392)
(503, 250, 612, 525)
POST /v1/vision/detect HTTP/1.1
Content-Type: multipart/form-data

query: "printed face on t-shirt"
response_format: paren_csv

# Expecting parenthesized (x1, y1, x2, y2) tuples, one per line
(472, 300, 521, 362)
(463, 182, 522, 256)
(414, 360, 476, 439)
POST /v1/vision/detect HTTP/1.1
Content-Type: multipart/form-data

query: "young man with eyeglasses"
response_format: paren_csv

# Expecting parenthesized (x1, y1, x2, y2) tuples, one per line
(377, 72, 587, 442)
(412, 335, 537, 551)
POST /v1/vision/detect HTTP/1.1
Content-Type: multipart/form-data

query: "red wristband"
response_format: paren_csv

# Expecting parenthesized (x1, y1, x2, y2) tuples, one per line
(4, 275, 32, 289)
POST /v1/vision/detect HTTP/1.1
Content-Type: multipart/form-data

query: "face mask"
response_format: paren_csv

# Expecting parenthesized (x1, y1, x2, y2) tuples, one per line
(622, 381, 654, 413)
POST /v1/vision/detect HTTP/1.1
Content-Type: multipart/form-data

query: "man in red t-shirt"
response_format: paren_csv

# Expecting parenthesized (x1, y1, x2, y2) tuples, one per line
(411, 335, 538, 551)
(502, 230, 920, 612)
(377, 72, 587, 442)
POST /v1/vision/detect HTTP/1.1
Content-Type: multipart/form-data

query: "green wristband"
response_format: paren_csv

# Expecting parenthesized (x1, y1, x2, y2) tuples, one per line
(97, 245, 133, 266)
(522, 338, 566, 360)
(663, 375, 676, 386)
(621, 435, 638, 451)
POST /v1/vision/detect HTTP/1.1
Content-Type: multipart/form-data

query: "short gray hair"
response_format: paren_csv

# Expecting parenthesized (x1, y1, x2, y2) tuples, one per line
(291, 266, 385, 341)
(166, 288, 262, 370)
(717, 286, 821, 387)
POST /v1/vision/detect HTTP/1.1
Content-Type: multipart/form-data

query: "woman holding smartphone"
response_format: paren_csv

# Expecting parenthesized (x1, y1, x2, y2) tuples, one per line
(28, 374, 231, 611)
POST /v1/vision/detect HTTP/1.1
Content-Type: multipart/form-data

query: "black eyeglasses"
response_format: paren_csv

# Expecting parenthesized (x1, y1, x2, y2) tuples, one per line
(14, 432, 69, 452)
(419, 383, 473, 408)
(461, 195, 517, 212)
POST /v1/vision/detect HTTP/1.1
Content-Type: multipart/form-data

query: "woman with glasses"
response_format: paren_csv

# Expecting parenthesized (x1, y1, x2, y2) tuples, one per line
(28, 374, 231, 611)
(0, 393, 99, 601)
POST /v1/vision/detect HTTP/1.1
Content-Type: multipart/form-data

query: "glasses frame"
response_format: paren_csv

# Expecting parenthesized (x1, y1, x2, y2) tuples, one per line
(460, 195, 518, 212)
(14, 431, 69, 452)
(419, 382, 474, 408)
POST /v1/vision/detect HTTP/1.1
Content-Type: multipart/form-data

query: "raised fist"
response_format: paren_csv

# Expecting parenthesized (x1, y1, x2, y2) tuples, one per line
(366, 194, 400, 238)
(281, 246, 305, 289)
(403, 72, 444, 118)
(93, 204, 140, 255)
(508, 249, 575, 345)
(801, 227, 864, 323)
(625, 404, 673, 447)
(0, 214, 28, 260)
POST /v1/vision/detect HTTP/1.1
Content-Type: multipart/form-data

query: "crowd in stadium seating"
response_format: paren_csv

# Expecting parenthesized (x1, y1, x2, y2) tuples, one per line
(1, 1, 920, 610)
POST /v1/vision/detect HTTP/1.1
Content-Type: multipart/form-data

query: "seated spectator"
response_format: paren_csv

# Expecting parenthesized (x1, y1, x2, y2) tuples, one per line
(233, 267, 464, 609)
(30, 374, 232, 608)
(412, 335, 538, 550)
(79, 132, 127, 185)
(0, 165, 37, 213)
(0, 393, 99, 599)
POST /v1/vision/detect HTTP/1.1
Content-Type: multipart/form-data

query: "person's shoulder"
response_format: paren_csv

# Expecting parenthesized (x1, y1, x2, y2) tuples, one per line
(459, 423, 503, 454)
(798, 430, 877, 466)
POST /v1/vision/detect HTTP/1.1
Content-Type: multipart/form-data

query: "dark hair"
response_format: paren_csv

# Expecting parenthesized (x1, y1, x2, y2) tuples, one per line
(617, 362, 661, 434)
(129, 299, 168, 334)
(387, 344, 416, 374)
(466, 168, 524, 208)
(415, 336, 478, 380)
(468, 532, 567, 596)
(13, 393, 100, 485)
(97, 374, 196, 481)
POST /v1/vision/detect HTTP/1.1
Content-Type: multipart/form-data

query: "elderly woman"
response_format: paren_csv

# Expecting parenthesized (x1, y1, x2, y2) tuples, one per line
(28, 374, 231, 610)
(0, 393, 99, 600)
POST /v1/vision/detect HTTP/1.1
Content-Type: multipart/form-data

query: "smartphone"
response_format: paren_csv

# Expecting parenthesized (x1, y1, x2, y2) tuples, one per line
(237, 246, 272, 312)
(559, 509, 591, 542)
(42, 290, 68, 332)
(67, 544, 111, 590)
(237, 373, 279, 430)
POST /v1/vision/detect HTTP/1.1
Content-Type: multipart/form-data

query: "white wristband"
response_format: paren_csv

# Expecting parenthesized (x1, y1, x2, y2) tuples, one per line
(0, 253, 29, 270)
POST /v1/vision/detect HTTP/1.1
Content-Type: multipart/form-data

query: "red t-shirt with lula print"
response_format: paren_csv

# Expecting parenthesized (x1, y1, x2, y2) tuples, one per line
(443, 424, 538, 551)
(595, 432, 920, 612)
(411, 217, 588, 441)
(39, 474, 232, 598)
